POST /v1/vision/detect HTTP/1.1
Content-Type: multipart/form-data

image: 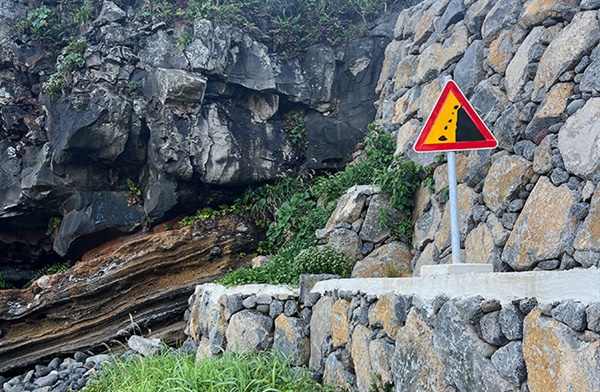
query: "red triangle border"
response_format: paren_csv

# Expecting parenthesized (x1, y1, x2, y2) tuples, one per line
(413, 80, 498, 153)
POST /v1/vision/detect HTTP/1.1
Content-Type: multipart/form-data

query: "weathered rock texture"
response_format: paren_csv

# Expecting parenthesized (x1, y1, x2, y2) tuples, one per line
(183, 281, 600, 392)
(0, 214, 260, 374)
(377, 0, 600, 273)
(0, 0, 406, 271)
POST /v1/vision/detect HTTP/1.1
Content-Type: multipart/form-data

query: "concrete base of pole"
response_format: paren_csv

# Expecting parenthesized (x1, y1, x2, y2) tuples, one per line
(420, 263, 494, 276)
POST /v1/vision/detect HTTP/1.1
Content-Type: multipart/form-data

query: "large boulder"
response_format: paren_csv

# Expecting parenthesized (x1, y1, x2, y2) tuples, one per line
(501, 177, 579, 271)
(558, 98, 600, 180)
(54, 191, 145, 256)
(524, 309, 600, 392)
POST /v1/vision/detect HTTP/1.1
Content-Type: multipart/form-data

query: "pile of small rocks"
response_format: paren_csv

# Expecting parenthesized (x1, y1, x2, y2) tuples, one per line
(1, 336, 197, 392)
(1, 353, 111, 392)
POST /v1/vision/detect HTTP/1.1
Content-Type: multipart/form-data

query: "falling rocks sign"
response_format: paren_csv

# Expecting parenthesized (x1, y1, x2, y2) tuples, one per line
(414, 80, 498, 153)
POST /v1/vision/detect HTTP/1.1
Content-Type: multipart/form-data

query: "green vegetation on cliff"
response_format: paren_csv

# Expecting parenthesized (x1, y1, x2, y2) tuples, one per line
(178, 0, 400, 57)
(216, 124, 422, 286)
(19, 0, 399, 59)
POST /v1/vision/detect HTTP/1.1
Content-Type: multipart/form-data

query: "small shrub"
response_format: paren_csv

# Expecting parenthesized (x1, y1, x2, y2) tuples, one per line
(0, 272, 5, 290)
(282, 112, 308, 149)
(66, 38, 87, 54)
(364, 122, 395, 168)
(47, 217, 62, 240)
(311, 160, 375, 206)
(124, 80, 142, 96)
(219, 122, 422, 286)
(293, 245, 354, 277)
(26, 5, 63, 42)
(43, 52, 85, 96)
(125, 179, 142, 206)
(243, 175, 307, 225)
(219, 252, 297, 286)
(310, 122, 396, 206)
(375, 157, 420, 215)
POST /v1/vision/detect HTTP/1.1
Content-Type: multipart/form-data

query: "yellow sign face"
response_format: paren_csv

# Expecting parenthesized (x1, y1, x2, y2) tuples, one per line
(423, 92, 460, 145)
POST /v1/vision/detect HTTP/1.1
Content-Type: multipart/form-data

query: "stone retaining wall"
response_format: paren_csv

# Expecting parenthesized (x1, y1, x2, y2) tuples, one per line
(377, 0, 600, 273)
(184, 270, 600, 392)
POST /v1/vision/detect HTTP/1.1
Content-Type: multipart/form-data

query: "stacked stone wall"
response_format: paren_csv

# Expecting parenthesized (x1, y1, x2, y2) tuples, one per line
(375, 0, 600, 272)
(183, 279, 600, 392)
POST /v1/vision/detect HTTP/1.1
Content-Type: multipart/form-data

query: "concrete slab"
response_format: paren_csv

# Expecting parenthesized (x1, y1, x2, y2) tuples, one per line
(420, 263, 494, 276)
(311, 267, 600, 305)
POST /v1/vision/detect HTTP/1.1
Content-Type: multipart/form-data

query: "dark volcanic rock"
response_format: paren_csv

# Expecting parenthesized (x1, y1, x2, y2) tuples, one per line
(54, 191, 146, 256)
(0, 5, 397, 262)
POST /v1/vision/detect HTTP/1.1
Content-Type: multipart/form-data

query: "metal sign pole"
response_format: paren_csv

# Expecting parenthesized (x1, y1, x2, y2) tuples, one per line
(447, 150, 461, 264)
(414, 76, 497, 275)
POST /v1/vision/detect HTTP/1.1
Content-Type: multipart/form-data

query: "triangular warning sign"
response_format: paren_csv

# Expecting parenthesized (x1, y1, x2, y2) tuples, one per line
(414, 80, 498, 153)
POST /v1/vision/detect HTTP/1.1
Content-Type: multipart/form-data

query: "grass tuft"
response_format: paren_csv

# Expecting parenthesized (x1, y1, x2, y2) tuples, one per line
(85, 349, 334, 392)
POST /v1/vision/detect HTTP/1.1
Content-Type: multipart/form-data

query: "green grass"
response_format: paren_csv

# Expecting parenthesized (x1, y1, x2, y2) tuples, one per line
(85, 349, 334, 392)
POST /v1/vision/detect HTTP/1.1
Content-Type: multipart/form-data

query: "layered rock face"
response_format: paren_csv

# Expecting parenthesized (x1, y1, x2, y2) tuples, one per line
(0, 0, 402, 270)
(378, 0, 600, 272)
(0, 214, 261, 374)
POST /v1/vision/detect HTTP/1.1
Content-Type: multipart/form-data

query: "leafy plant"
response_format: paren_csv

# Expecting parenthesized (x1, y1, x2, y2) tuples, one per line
(378, 208, 413, 243)
(218, 122, 422, 286)
(183, 0, 399, 58)
(137, 0, 175, 23)
(125, 179, 142, 206)
(311, 122, 395, 206)
(47, 217, 62, 240)
(73, 3, 92, 26)
(282, 112, 308, 149)
(26, 5, 63, 42)
(422, 165, 435, 190)
(177, 33, 194, 51)
(179, 207, 218, 226)
(0, 272, 5, 290)
(218, 248, 297, 286)
(242, 175, 307, 226)
(293, 245, 354, 277)
(364, 122, 395, 168)
(66, 37, 87, 54)
(124, 80, 142, 96)
(375, 157, 420, 215)
(43, 52, 85, 96)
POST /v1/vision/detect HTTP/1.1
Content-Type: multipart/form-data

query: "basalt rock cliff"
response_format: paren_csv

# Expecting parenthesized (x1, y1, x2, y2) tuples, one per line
(0, 0, 406, 279)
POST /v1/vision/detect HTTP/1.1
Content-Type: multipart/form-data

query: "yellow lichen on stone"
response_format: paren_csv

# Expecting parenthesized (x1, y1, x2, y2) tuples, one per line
(523, 309, 600, 392)
(332, 299, 351, 348)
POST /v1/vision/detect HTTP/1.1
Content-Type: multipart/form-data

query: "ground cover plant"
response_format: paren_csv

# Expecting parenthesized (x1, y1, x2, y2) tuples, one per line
(85, 349, 335, 392)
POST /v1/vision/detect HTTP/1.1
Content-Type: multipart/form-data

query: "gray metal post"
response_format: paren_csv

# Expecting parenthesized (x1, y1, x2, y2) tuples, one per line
(447, 150, 461, 264)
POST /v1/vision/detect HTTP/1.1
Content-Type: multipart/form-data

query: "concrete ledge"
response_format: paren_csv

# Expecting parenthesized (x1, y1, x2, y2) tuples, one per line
(311, 267, 600, 305)
(420, 263, 494, 276)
